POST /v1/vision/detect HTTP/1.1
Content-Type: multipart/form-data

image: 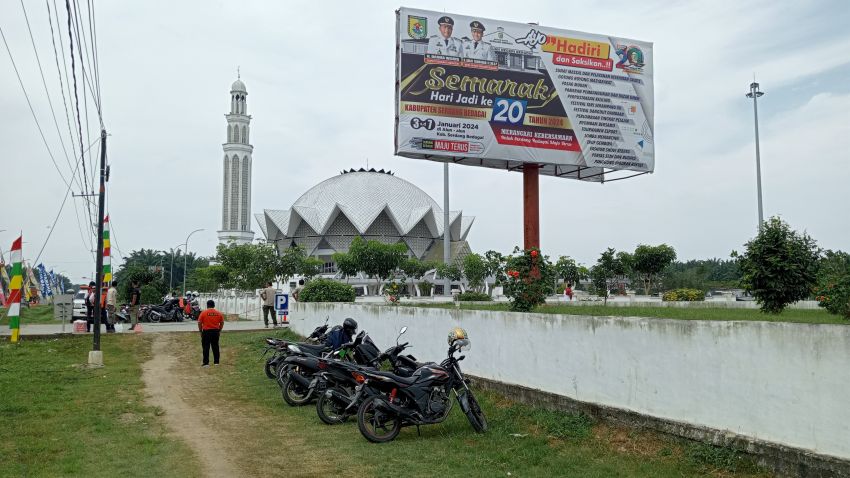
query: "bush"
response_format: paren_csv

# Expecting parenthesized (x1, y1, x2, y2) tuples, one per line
(662, 288, 705, 301)
(140, 284, 165, 305)
(457, 292, 491, 302)
(813, 250, 850, 320)
(298, 279, 355, 303)
(503, 247, 557, 312)
(735, 217, 820, 314)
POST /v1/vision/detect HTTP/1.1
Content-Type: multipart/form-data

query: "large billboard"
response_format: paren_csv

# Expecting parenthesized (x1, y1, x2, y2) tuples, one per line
(395, 8, 654, 180)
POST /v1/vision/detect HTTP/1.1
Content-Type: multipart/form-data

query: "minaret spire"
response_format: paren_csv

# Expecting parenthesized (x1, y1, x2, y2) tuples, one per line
(218, 75, 255, 245)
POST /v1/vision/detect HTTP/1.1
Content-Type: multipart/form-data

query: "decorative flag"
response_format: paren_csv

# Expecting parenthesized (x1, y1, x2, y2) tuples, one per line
(38, 264, 52, 298)
(49, 270, 63, 295)
(8, 236, 23, 343)
(0, 254, 8, 306)
(103, 215, 112, 285)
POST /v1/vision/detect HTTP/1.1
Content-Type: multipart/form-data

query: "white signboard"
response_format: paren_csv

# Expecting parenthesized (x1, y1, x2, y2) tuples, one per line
(396, 8, 654, 180)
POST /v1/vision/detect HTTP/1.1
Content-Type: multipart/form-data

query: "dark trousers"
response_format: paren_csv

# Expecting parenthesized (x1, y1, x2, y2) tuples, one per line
(86, 305, 93, 332)
(262, 306, 277, 326)
(201, 329, 221, 365)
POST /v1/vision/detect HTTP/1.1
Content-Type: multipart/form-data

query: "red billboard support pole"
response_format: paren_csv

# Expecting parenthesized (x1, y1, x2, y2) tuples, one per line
(523, 164, 540, 250)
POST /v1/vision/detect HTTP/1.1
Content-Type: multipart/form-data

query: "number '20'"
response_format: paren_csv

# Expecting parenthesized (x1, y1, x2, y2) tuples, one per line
(491, 98, 527, 125)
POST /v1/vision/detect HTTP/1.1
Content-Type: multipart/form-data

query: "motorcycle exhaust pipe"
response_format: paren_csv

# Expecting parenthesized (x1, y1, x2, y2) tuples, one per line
(373, 398, 415, 419)
(288, 371, 312, 389)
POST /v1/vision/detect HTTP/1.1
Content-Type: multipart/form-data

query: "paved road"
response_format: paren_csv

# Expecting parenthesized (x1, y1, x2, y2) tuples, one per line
(1, 319, 285, 337)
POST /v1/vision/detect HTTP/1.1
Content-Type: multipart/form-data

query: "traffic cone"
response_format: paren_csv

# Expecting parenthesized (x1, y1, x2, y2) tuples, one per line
(134, 324, 143, 333)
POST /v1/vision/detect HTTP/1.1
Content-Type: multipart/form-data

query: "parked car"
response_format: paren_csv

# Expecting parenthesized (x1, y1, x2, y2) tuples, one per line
(72, 290, 88, 319)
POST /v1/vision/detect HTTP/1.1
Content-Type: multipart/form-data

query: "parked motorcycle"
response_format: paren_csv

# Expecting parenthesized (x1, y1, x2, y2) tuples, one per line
(262, 318, 332, 380)
(279, 329, 380, 407)
(354, 328, 487, 443)
(314, 327, 421, 425)
(141, 297, 184, 323)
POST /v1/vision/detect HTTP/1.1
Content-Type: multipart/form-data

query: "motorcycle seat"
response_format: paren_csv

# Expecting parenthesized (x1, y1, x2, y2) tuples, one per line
(297, 343, 330, 356)
(366, 369, 418, 386)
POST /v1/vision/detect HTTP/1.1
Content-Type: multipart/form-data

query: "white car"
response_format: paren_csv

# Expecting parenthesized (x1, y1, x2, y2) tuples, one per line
(73, 290, 88, 319)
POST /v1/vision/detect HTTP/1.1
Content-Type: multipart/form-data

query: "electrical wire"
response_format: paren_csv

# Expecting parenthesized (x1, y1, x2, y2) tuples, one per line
(0, 22, 72, 190)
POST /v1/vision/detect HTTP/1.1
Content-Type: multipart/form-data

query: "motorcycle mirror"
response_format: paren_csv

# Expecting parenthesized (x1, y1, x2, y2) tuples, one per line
(399, 326, 408, 335)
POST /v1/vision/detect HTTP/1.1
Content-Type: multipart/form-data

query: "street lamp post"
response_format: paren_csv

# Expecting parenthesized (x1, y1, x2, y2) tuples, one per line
(182, 229, 204, 296)
(746, 80, 765, 231)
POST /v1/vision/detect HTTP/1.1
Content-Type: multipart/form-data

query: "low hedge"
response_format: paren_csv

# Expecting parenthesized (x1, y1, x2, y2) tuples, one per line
(298, 279, 356, 302)
(457, 292, 492, 302)
(662, 288, 705, 302)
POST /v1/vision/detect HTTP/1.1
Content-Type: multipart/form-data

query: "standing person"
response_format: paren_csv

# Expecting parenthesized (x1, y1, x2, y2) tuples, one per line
(106, 281, 118, 332)
(260, 282, 278, 328)
(197, 300, 224, 367)
(85, 281, 97, 332)
(292, 279, 305, 302)
(564, 282, 574, 301)
(128, 280, 141, 331)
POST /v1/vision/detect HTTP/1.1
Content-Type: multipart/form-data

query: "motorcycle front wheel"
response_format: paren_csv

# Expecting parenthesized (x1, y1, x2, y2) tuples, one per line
(264, 358, 277, 379)
(316, 386, 349, 425)
(459, 390, 488, 433)
(357, 395, 401, 443)
(281, 376, 312, 406)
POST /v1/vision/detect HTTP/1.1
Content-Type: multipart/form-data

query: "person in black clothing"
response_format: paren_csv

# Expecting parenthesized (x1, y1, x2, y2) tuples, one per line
(85, 281, 96, 332)
(324, 318, 357, 350)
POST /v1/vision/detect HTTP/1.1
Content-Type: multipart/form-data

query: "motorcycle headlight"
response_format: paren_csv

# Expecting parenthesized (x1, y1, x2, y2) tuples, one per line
(287, 344, 302, 354)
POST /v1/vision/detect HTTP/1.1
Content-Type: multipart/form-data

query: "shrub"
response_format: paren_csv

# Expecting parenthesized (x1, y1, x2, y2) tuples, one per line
(813, 250, 850, 320)
(457, 292, 491, 302)
(662, 288, 705, 302)
(734, 217, 820, 314)
(503, 247, 557, 312)
(298, 279, 355, 302)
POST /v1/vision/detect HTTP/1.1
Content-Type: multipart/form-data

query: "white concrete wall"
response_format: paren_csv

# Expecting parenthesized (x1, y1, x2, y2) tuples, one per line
(289, 302, 850, 460)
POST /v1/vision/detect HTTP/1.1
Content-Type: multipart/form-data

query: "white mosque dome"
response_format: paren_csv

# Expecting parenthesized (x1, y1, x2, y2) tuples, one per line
(231, 79, 247, 92)
(257, 169, 474, 260)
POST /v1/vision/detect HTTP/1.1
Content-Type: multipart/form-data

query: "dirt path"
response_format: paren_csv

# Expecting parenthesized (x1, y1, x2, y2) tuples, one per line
(141, 333, 340, 478)
(142, 334, 241, 478)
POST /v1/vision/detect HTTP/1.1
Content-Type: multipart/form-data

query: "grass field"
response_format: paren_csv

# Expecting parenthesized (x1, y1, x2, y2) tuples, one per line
(0, 335, 199, 477)
(0, 304, 58, 325)
(215, 330, 768, 478)
(402, 302, 848, 325)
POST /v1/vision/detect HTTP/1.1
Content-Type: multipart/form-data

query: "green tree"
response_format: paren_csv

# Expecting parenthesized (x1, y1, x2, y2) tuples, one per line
(300, 257, 324, 280)
(484, 250, 506, 286)
(631, 244, 677, 295)
(734, 217, 820, 314)
(187, 265, 229, 293)
(591, 248, 629, 305)
(436, 262, 463, 283)
(400, 257, 436, 296)
(349, 237, 407, 294)
(554, 256, 587, 287)
(216, 243, 279, 290)
(462, 253, 488, 292)
(277, 246, 307, 285)
(332, 251, 359, 281)
(813, 250, 850, 320)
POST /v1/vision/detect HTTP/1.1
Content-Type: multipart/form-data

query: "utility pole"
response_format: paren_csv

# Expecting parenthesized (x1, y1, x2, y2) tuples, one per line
(443, 163, 450, 296)
(89, 129, 107, 366)
(746, 80, 765, 231)
(183, 229, 204, 296)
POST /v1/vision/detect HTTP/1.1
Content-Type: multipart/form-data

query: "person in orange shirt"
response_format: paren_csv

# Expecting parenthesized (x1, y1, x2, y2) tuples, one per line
(197, 299, 225, 367)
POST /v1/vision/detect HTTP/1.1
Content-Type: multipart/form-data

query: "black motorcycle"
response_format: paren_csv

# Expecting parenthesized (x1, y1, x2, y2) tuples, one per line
(262, 318, 331, 380)
(142, 297, 183, 323)
(355, 331, 487, 443)
(279, 330, 380, 407)
(315, 327, 420, 425)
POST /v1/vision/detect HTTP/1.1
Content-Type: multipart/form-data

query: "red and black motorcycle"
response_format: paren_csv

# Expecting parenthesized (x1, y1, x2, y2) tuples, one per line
(355, 328, 487, 443)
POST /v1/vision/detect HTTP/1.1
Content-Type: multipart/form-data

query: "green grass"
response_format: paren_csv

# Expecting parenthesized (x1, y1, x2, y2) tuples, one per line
(402, 302, 848, 325)
(218, 330, 768, 478)
(0, 304, 58, 325)
(0, 335, 200, 477)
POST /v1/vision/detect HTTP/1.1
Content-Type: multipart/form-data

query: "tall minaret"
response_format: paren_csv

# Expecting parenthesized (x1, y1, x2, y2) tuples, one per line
(218, 72, 255, 245)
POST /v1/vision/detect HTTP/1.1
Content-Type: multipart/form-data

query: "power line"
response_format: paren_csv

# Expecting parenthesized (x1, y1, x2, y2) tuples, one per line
(0, 22, 73, 190)
(46, 0, 86, 194)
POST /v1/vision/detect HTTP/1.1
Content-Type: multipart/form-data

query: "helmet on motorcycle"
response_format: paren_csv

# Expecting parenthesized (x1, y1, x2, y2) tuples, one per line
(447, 327, 471, 350)
(343, 317, 358, 334)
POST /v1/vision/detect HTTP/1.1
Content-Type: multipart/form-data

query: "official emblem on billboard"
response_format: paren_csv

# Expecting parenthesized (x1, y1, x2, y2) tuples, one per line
(408, 16, 427, 39)
(615, 45, 645, 74)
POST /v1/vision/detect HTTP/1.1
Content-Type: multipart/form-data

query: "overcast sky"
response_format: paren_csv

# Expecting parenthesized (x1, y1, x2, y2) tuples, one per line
(2, 0, 848, 283)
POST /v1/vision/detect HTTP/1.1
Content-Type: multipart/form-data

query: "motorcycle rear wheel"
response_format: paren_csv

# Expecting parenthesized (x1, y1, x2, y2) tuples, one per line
(281, 376, 312, 406)
(147, 310, 160, 323)
(316, 386, 349, 425)
(264, 358, 277, 379)
(357, 395, 401, 443)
